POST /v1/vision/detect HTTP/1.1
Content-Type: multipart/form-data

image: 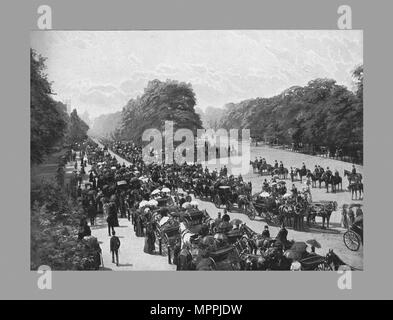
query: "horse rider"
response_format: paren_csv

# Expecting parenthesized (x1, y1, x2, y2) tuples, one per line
(301, 162, 306, 171)
(274, 160, 279, 169)
(279, 161, 284, 170)
(334, 169, 340, 178)
(352, 164, 357, 174)
(314, 165, 319, 175)
(326, 167, 332, 176)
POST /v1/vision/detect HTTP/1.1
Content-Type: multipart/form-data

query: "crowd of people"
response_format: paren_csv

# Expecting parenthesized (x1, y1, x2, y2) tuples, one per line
(66, 138, 362, 271)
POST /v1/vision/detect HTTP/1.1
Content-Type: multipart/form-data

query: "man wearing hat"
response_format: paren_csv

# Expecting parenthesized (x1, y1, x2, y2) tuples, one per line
(222, 209, 230, 223)
(262, 225, 270, 238)
(351, 164, 357, 174)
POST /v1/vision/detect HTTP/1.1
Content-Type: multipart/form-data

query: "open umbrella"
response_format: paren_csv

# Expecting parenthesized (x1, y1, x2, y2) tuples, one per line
(190, 200, 199, 207)
(151, 189, 161, 195)
(284, 249, 303, 261)
(260, 192, 270, 197)
(306, 239, 321, 249)
(283, 192, 292, 199)
(182, 202, 191, 209)
(111, 166, 117, 170)
(273, 175, 280, 180)
(139, 200, 149, 208)
(214, 233, 228, 241)
(218, 221, 233, 233)
(149, 199, 159, 207)
(290, 242, 308, 252)
(200, 235, 216, 248)
(162, 187, 170, 193)
(159, 216, 170, 226)
(117, 180, 127, 186)
(230, 218, 243, 226)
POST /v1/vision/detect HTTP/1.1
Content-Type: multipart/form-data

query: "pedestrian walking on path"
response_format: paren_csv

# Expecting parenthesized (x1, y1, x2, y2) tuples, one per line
(110, 231, 121, 266)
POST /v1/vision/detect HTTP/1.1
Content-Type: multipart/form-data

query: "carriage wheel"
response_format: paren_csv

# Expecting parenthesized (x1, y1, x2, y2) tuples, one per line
(214, 195, 221, 208)
(315, 262, 333, 271)
(343, 230, 361, 251)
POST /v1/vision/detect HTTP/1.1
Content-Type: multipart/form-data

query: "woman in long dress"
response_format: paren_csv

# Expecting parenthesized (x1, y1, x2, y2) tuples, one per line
(341, 204, 349, 229)
(143, 222, 156, 254)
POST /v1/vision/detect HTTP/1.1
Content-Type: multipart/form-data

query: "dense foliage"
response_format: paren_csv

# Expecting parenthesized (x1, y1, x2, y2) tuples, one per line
(31, 49, 69, 164)
(31, 179, 101, 270)
(219, 66, 363, 160)
(117, 79, 203, 144)
(31, 49, 90, 163)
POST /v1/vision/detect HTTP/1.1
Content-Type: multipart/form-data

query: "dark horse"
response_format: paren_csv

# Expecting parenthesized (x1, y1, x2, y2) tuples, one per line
(295, 167, 308, 183)
(325, 249, 362, 270)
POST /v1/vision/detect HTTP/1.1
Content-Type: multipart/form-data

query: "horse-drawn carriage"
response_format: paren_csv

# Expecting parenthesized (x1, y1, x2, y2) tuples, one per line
(307, 200, 338, 229)
(244, 192, 279, 222)
(213, 185, 234, 210)
(343, 215, 363, 251)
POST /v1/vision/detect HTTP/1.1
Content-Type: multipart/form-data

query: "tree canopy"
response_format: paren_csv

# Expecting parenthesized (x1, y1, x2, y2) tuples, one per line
(118, 79, 202, 144)
(31, 49, 90, 164)
(31, 49, 69, 164)
(219, 66, 363, 160)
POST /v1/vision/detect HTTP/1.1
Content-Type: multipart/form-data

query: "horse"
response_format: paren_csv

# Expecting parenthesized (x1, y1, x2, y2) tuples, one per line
(307, 201, 337, 229)
(320, 172, 335, 193)
(348, 181, 363, 200)
(295, 167, 308, 183)
(271, 167, 289, 180)
(344, 170, 363, 185)
(325, 249, 362, 271)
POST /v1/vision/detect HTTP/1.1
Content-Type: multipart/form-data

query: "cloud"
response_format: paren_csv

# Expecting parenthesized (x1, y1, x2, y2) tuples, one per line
(31, 30, 363, 116)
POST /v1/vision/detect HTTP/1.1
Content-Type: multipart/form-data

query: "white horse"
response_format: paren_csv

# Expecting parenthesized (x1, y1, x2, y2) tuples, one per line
(179, 222, 196, 249)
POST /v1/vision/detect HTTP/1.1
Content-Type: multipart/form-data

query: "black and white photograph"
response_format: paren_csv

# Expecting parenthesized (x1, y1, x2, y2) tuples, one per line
(30, 30, 363, 272)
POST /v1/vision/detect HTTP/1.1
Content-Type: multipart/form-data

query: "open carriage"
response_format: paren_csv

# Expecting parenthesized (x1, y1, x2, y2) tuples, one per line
(208, 245, 242, 270)
(343, 215, 363, 251)
(245, 192, 279, 223)
(213, 186, 234, 210)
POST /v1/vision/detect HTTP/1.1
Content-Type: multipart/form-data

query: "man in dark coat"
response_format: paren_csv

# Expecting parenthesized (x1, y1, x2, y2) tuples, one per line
(110, 231, 120, 266)
(262, 225, 270, 238)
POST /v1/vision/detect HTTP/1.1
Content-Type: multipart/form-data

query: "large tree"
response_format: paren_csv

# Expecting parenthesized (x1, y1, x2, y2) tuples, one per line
(119, 79, 202, 144)
(31, 49, 68, 164)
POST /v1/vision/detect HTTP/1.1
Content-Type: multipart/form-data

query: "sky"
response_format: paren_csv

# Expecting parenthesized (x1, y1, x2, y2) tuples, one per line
(30, 30, 363, 119)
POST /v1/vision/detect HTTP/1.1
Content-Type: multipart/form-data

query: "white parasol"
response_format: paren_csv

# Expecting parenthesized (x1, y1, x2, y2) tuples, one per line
(190, 200, 199, 207)
(149, 199, 158, 207)
(260, 192, 270, 197)
(182, 202, 191, 209)
(151, 189, 161, 195)
(162, 187, 170, 193)
(283, 192, 292, 198)
(139, 200, 149, 208)
(159, 216, 170, 226)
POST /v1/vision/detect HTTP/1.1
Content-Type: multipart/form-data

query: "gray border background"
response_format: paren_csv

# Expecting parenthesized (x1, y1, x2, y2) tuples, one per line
(0, 0, 392, 299)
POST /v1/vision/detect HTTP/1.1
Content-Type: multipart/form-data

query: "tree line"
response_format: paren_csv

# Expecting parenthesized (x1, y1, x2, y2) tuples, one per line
(31, 49, 89, 164)
(219, 66, 363, 163)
